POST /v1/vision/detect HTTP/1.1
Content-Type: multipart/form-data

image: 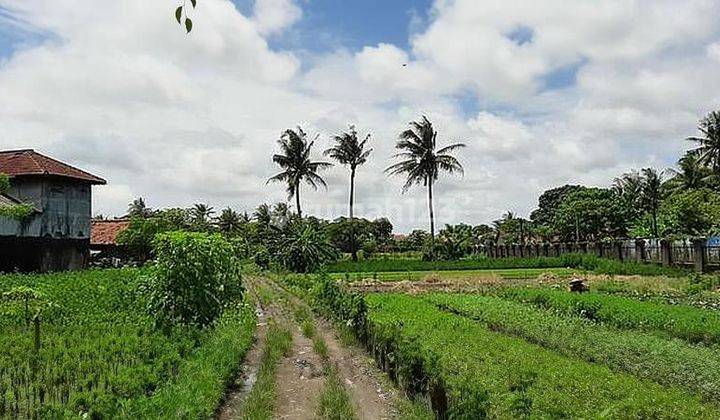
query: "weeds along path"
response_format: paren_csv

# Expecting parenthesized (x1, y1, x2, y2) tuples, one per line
(216, 281, 269, 420)
(259, 276, 398, 420)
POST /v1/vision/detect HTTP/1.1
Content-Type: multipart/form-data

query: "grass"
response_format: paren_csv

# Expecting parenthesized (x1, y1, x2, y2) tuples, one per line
(0, 268, 255, 418)
(128, 305, 256, 418)
(500, 287, 720, 345)
(240, 321, 293, 420)
(324, 254, 689, 277)
(425, 292, 720, 402)
(301, 319, 316, 338)
(363, 293, 718, 418)
(316, 366, 356, 420)
(330, 267, 575, 282)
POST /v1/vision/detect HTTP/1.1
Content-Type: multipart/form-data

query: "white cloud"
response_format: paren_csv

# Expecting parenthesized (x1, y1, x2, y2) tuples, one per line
(0, 0, 719, 231)
(252, 0, 302, 36)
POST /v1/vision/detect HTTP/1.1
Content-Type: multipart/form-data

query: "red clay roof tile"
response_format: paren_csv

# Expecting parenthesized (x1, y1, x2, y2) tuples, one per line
(90, 219, 130, 246)
(0, 149, 106, 184)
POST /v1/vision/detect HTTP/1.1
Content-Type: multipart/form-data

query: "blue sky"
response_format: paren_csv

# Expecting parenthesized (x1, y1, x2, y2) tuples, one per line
(233, 0, 433, 52)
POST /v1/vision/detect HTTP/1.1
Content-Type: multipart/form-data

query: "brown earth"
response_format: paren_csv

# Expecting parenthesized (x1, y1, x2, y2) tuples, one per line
(273, 325, 326, 419)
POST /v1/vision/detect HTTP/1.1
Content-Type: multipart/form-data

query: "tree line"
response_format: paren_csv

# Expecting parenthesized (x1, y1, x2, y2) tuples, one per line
(112, 110, 719, 266)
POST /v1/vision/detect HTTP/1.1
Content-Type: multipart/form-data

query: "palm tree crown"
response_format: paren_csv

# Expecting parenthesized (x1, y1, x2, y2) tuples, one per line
(268, 127, 332, 218)
(324, 126, 373, 171)
(667, 152, 711, 192)
(191, 203, 215, 224)
(687, 111, 720, 174)
(216, 207, 243, 234)
(385, 116, 465, 239)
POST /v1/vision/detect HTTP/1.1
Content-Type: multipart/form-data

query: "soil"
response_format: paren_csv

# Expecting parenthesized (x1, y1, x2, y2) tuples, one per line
(273, 325, 326, 419)
(217, 276, 403, 419)
(315, 318, 398, 420)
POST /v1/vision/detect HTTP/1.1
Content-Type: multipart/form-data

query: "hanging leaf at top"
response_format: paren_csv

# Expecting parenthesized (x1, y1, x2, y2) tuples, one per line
(191, 0, 197, 8)
(175, 6, 183, 24)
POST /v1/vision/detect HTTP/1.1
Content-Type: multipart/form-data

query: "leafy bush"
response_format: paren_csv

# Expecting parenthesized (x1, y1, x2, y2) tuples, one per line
(273, 223, 338, 272)
(0, 173, 9, 193)
(147, 231, 243, 329)
(254, 245, 271, 270)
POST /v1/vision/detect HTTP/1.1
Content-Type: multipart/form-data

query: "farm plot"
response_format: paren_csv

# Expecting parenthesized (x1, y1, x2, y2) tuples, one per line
(360, 293, 720, 418)
(329, 267, 576, 282)
(0, 269, 255, 418)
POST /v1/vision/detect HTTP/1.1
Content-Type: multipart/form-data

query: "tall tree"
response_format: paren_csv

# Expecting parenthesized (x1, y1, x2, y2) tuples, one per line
(324, 125, 373, 260)
(687, 111, 720, 175)
(666, 152, 712, 193)
(191, 203, 215, 228)
(127, 197, 152, 218)
(268, 127, 332, 219)
(639, 168, 664, 237)
(216, 207, 243, 234)
(385, 116, 465, 240)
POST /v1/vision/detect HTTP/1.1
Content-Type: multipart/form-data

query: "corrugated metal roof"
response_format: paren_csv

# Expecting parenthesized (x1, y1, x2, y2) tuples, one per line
(0, 149, 106, 185)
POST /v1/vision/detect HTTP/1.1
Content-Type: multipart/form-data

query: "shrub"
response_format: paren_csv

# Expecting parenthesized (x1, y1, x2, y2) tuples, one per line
(274, 223, 338, 272)
(254, 246, 271, 270)
(147, 231, 243, 329)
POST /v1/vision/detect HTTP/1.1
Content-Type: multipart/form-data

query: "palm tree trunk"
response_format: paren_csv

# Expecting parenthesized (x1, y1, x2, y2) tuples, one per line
(428, 180, 435, 240)
(349, 168, 358, 261)
(652, 209, 658, 237)
(295, 184, 302, 219)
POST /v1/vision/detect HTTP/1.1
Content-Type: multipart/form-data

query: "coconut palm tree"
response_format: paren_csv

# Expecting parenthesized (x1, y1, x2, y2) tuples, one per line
(687, 111, 720, 174)
(127, 197, 152, 218)
(191, 203, 215, 228)
(639, 168, 664, 237)
(324, 125, 373, 260)
(216, 207, 243, 234)
(385, 116, 465, 240)
(666, 152, 712, 193)
(268, 127, 332, 219)
(253, 203, 272, 226)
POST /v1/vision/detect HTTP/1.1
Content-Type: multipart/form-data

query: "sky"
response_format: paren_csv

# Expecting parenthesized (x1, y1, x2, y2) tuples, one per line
(1, 0, 719, 232)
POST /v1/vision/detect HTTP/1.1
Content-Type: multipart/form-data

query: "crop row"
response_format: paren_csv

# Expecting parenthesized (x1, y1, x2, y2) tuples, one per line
(362, 293, 717, 418)
(423, 293, 720, 402)
(0, 269, 254, 418)
(324, 253, 688, 276)
(499, 287, 720, 345)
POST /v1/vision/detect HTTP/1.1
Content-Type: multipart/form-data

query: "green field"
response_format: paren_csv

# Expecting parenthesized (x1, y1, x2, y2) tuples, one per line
(324, 254, 689, 277)
(330, 267, 576, 281)
(293, 273, 720, 418)
(0, 269, 255, 418)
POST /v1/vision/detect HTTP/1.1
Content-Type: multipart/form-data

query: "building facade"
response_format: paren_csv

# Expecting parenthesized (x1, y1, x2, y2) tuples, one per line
(0, 149, 106, 272)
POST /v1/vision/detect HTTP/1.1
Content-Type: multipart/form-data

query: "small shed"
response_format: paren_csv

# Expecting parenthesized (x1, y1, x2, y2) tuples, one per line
(0, 149, 106, 272)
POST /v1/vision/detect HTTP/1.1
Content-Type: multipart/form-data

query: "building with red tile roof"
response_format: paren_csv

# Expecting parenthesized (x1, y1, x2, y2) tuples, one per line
(1, 149, 106, 272)
(91, 219, 130, 247)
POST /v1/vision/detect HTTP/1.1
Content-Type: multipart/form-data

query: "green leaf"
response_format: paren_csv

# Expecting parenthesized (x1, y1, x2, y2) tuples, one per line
(185, 17, 193, 33)
(190, 0, 197, 8)
(175, 6, 183, 24)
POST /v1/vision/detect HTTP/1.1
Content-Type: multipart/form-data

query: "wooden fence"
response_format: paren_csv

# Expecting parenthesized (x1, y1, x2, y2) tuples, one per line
(485, 239, 719, 273)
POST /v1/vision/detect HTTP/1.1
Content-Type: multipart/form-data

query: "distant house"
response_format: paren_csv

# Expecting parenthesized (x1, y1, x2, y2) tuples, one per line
(90, 219, 130, 257)
(0, 149, 106, 272)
